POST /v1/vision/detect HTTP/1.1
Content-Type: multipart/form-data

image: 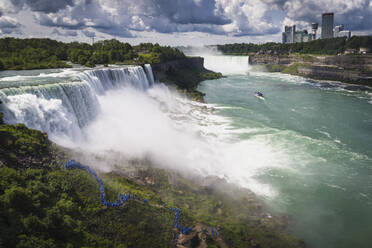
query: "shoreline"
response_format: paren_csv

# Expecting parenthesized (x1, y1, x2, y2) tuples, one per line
(248, 54, 372, 89)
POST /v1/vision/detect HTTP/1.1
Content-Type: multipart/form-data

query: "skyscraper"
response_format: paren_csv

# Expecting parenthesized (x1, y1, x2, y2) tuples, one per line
(321, 13, 334, 39)
(282, 25, 296, 44)
(311, 23, 319, 40)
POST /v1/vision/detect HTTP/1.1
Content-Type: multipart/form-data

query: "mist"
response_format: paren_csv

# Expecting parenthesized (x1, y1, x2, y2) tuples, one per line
(70, 83, 291, 197)
(181, 46, 251, 75)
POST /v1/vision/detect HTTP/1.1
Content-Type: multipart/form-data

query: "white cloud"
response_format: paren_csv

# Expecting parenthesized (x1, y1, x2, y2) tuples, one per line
(0, 15, 22, 34)
(0, 0, 371, 44)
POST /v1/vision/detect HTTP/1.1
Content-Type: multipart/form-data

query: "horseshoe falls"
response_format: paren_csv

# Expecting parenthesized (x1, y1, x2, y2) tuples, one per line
(1, 59, 372, 248)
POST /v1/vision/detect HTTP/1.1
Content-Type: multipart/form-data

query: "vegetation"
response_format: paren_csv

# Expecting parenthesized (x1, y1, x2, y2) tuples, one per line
(217, 36, 372, 55)
(152, 58, 223, 101)
(265, 64, 286, 72)
(0, 112, 305, 247)
(281, 63, 310, 75)
(0, 38, 186, 70)
(201, 72, 223, 80)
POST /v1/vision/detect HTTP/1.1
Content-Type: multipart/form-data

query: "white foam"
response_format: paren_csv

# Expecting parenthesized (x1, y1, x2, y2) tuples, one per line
(202, 55, 251, 75)
(0, 69, 79, 81)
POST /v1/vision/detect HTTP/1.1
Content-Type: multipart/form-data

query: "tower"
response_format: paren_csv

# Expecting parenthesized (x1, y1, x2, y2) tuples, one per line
(311, 23, 318, 40)
(321, 13, 334, 39)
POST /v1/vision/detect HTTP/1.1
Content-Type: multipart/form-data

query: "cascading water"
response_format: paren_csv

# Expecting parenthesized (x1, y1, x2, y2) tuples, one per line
(0, 65, 154, 142)
(201, 55, 250, 75)
(1, 54, 372, 248)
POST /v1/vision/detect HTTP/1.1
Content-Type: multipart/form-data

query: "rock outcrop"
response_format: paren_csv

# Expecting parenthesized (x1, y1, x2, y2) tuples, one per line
(151, 57, 219, 89)
(249, 54, 372, 86)
(150, 57, 222, 101)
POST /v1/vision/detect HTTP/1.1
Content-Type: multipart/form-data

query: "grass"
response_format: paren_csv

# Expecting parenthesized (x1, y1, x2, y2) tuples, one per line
(265, 64, 286, 72)
(282, 63, 311, 75)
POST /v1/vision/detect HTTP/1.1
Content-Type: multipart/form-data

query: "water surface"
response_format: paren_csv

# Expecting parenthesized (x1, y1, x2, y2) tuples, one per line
(198, 70, 372, 248)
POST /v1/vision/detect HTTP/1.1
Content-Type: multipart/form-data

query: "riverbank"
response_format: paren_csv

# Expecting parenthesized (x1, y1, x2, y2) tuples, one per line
(249, 54, 372, 88)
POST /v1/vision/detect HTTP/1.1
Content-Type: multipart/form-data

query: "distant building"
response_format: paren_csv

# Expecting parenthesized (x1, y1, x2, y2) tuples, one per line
(360, 47, 370, 54)
(334, 24, 351, 39)
(321, 13, 334, 39)
(334, 24, 344, 33)
(311, 23, 319, 40)
(282, 25, 296, 44)
(294, 30, 313, 43)
(344, 48, 357, 55)
(282, 25, 314, 44)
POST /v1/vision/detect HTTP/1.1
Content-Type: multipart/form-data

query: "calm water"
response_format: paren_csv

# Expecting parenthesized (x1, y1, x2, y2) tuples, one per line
(199, 72, 372, 248)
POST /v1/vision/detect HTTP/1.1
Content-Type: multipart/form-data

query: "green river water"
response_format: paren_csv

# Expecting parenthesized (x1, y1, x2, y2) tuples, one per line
(198, 70, 372, 248)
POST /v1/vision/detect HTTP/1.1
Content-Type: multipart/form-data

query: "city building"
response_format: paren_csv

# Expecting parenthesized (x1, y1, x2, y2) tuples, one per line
(282, 25, 296, 44)
(321, 13, 334, 39)
(311, 23, 319, 40)
(282, 12, 352, 43)
(360, 47, 370, 54)
(334, 24, 351, 39)
(282, 25, 313, 44)
(294, 30, 313, 43)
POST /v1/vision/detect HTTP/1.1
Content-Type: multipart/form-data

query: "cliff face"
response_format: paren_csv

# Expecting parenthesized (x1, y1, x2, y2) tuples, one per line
(150, 57, 222, 101)
(249, 55, 299, 65)
(249, 54, 372, 86)
(151, 57, 207, 89)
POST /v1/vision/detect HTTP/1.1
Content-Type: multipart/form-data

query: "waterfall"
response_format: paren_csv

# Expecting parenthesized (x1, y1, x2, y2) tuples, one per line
(0, 65, 155, 141)
(202, 55, 250, 75)
(144, 64, 155, 86)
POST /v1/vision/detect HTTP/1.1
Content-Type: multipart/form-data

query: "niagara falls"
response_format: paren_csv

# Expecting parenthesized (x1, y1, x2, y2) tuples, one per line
(1, 1, 372, 248)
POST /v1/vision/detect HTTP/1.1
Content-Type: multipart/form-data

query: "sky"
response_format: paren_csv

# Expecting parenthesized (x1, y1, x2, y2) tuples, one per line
(0, 0, 371, 46)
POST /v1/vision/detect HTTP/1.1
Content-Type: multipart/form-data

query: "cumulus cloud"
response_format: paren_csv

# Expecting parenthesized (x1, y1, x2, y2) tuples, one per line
(5, 0, 281, 37)
(51, 28, 77, 37)
(0, 15, 22, 34)
(82, 29, 95, 37)
(278, 0, 372, 31)
(8, 0, 74, 13)
(1, 0, 372, 40)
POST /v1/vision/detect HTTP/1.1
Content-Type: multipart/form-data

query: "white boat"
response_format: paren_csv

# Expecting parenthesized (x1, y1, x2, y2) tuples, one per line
(254, 92, 265, 100)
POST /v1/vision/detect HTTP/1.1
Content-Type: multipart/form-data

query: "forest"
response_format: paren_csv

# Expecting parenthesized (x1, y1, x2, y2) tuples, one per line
(217, 36, 372, 55)
(0, 38, 186, 70)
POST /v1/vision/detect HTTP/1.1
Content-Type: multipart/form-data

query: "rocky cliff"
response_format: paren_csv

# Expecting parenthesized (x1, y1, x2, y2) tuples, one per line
(249, 54, 372, 86)
(150, 57, 222, 101)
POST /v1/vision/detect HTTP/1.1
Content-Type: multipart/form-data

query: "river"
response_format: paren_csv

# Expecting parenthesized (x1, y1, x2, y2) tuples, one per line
(199, 55, 372, 248)
(1, 58, 372, 247)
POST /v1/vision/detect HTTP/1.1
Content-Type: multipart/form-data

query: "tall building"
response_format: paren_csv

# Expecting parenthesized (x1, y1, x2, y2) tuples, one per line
(282, 25, 296, 44)
(311, 23, 319, 40)
(321, 13, 334, 39)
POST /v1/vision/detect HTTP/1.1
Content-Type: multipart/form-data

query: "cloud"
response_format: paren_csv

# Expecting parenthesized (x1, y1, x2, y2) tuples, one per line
(277, 0, 372, 31)
(20, 0, 282, 37)
(51, 28, 77, 37)
(0, 15, 22, 34)
(1, 0, 372, 41)
(9, 0, 74, 13)
(82, 29, 95, 37)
